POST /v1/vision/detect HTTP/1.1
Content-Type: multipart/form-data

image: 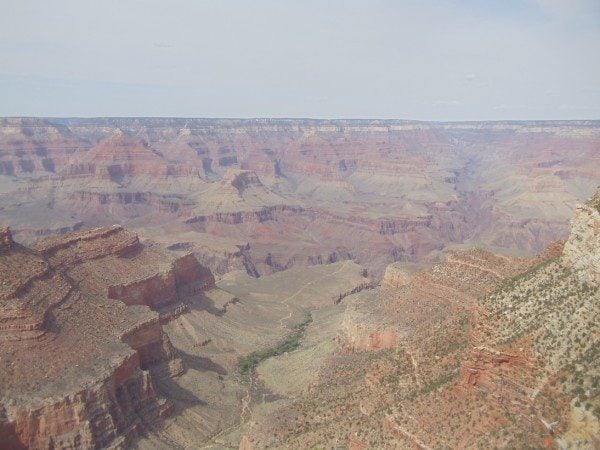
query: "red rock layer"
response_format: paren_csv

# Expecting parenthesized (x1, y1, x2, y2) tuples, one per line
(0, 226, 215, 449)
(1, 118, 597, 279)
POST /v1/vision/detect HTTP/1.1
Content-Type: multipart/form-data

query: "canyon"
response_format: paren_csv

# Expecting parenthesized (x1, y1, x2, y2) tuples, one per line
(237, 189, 599, 449)
(1, 118, 598, 278)
(0, 118, 598, 449)
(0, 224, 371, 449)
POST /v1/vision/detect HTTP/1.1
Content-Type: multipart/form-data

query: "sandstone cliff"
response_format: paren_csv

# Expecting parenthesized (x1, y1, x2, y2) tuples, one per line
(563, 189, 600, 283)
(0, 226, 215, 449)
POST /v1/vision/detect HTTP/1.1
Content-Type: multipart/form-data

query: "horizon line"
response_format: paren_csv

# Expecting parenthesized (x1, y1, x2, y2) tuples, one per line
(2, 116, 600, 124)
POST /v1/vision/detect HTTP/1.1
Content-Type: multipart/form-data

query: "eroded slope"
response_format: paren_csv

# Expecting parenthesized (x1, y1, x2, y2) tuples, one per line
(240, 190, 599, 449)
(0, 226, 214, 449)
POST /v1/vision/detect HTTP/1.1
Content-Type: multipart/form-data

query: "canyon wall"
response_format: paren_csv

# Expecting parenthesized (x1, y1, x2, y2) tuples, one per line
(563, 190, 600, 283)
(0, 226, 215, 449)
(1, 118, 597, 278)
(242, 190, 599, 449)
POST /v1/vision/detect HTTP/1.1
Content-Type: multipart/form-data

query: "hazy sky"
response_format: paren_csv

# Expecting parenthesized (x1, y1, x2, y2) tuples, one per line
(1, 0, 599, 120)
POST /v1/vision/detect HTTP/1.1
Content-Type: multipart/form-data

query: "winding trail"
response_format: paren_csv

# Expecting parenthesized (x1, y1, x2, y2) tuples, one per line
(200, 260, 356, 448)
(407, 350, 422, 388)
(277, 260, 351, 329)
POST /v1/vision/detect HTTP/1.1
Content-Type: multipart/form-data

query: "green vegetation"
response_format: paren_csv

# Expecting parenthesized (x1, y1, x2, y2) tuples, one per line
(238, 314, 313, 378)
(491, 256, 557, 298)
(419, 371, 459, 395)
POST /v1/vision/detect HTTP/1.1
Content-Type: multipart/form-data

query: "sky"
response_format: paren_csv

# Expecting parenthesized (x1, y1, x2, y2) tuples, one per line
(0, 0, 599, 120)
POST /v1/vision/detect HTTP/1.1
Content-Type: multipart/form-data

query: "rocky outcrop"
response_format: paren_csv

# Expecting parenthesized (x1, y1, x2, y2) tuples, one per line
(562, 189, 600, 283)
(340, 289, 400, 353)
(173, 253, 215, 293)
(108, 271, 179, 310)
(381, 262, 423, 288)
(462, 345, 540, 410)
(333, 280, 377, 304)
(0, 232, 72, 339)
(223, 169, 264, 194)
(185, 204, 305, 227)
(1, 353, 172, 450)
(0, 226, 216, 449)
(120, 315, 180, 372)
(35, 225, 140, 269)
(108, 253, 214, 312)
(0, 227, 13, 252)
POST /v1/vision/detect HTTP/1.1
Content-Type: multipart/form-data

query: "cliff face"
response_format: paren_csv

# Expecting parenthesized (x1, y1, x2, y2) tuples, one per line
(381, 261, 424, 288)
(0, 226, 215, 449)
(465, 189, 600, 449)
(2, 354, 171, 450)
(562, 190, 600, 283)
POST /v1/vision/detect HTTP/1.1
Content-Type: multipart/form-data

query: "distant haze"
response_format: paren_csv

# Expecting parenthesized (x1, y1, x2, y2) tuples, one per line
(1, 0, 599, 120)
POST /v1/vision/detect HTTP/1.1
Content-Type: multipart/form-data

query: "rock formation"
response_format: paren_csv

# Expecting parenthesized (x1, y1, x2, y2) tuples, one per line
(240, 188, 599, 449)
(0, 116, 598, 448)
(563, 189, 600, 283)
(1, 118, 598, 278)
(381, 261, 424, 288)
(0, 225, 214, 449)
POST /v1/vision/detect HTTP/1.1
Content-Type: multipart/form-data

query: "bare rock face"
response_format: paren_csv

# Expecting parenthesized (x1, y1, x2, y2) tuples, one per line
(381, 261, 423, 288)
(0, 225, 215, 449)
(223, 169, 264, 194)
(107, 253, 214, 312)
(0, 227, 13, 252)
(341, 290, 400, 353)
(562, 189, 600, 283)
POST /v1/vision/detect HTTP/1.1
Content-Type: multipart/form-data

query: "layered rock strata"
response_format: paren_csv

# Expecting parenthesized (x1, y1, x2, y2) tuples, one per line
(0, 225, 214, 449)
(1, 118, 598, 279)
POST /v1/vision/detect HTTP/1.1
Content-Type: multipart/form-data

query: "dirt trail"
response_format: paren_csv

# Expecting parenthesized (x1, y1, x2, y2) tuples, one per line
(277, 260, 351, 329)
(385, 411, 434, 450)
(407, 350, 422, 388)
(200, 260, 355, 448)
(448, 258, 506, 280)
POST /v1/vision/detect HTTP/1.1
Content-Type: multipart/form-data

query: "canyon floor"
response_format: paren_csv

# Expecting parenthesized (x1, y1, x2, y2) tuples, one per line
(133, 260, 370, 449)
(1, 190, 598, 448)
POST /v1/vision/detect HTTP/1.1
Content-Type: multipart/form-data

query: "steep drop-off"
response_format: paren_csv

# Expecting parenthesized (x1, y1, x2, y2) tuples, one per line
(0, 226, 214, 449)
(240, 189, 599, 449)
